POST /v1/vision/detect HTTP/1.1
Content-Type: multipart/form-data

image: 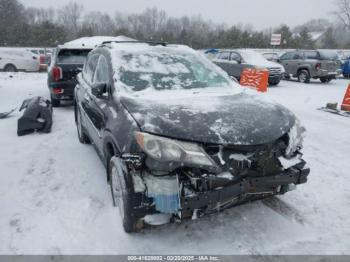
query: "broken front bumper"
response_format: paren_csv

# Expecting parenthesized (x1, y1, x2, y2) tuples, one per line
(126, 153, 310, 220)
(181, 165, 309, 214)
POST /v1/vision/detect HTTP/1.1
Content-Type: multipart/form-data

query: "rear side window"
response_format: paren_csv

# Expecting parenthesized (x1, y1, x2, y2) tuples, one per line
(280, 52, 294, 60)
(304, 51, 319, 59)
(94, 56, 110, 84)
(83, 54, 99, 84)
(217, 52, 230, 60)
(230, 52, 241, 62)
(57, 49, 90, 64)
(293, 52, 303, 59)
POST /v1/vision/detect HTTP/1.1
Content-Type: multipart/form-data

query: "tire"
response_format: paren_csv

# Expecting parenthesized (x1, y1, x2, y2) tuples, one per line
(343, 73, 350, 79)
(297, 69, 310, 83)
(269, 79, 281, 86)
(283, 74, 291, 80)
(75, 105, 90, 144)
(51, 97, 61, 107)
(4, 64, 17, 72)
(320, 77, 331, 83)
(109, 157, 140, 233)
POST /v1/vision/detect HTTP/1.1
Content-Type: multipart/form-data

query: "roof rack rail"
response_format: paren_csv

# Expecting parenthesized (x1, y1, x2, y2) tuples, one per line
(101, 41, 168, 46)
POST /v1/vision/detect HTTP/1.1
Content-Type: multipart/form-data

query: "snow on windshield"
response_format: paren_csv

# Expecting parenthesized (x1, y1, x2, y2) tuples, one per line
(110, 43, 235, 93)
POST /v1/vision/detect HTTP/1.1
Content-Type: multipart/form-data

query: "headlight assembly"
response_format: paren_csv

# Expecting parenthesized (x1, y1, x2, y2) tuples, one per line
(285, 118, 306, 158)
(135, 132, 217, 169)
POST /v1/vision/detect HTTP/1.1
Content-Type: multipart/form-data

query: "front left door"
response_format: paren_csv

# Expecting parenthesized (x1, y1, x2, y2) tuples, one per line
(88, 55, 112, 154)
(78, 53, 100, 147)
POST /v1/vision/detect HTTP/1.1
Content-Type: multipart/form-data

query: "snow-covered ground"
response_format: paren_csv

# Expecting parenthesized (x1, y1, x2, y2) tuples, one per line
(0, 73, 350, 255)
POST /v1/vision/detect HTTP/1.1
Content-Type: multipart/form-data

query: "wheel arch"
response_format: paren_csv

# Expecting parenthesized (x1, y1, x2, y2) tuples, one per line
(297, 67, 310, 74)
(4, 63, 17, 71)
(103, 133, 121, 182)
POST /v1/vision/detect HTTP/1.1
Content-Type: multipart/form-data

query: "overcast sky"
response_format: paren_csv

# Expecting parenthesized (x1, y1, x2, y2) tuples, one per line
(26, 0, 335, 30)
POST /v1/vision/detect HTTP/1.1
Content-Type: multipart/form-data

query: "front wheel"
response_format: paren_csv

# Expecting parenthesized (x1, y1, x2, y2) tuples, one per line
(320, 77, 331, 83)
(109, 157, 141, 233)
(269, 79, 281, 86)
(297, 69, 310, 83)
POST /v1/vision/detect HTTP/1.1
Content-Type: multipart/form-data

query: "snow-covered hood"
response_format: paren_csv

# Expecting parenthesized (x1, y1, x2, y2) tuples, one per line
(246, 59, 283, 70)
(120, 91, 295, 146)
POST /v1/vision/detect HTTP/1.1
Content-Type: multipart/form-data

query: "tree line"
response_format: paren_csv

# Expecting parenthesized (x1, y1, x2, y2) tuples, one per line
(0, 0, 350, 49)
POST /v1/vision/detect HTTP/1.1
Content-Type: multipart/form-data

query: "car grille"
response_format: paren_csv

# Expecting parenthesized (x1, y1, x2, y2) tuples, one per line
(268, 67, 282, 76)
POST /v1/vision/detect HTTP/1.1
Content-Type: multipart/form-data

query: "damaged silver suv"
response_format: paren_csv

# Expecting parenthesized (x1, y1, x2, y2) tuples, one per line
(74, 41, 310, 233)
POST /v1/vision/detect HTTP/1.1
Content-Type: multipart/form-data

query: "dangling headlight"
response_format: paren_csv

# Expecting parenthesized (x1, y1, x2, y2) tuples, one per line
(285, 118, 306, 158)
(135, 132, 217, 168)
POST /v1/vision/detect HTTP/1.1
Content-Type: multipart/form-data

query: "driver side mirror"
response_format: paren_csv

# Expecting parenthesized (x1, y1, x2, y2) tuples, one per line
(230, 76, 239, 83)
(232, 58, 242, 64)
(91, 82, 107, 98)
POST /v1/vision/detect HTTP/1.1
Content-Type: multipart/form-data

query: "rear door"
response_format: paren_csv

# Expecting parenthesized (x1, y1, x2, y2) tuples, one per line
(213, 51, 233, 75)
(229, 51, 244, 78)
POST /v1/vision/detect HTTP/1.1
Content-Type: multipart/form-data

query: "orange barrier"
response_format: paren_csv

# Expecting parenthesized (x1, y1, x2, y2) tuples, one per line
(240, 68, 269, 93)
(341, 84, 350, 112)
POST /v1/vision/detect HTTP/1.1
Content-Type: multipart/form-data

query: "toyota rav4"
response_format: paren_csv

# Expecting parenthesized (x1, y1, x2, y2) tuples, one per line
(74, 41, 310, 233)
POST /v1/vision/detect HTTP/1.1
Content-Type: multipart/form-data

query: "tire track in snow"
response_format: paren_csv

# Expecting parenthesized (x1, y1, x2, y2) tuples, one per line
(262, 197, 306, 225)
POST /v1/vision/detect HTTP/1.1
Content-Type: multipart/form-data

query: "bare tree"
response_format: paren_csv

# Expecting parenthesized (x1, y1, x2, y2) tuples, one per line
(57, 1, 84, 38)
(82, 11, 115, 36)
(26, 7, 55, 24)
(334, 0, 350, 30)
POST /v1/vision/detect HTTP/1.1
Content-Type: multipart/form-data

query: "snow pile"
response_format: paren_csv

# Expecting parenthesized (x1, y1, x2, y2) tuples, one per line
(61, 35, 136, 49)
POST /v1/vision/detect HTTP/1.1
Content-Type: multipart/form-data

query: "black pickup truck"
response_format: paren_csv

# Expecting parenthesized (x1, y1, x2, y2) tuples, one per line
(47, 47, 91, 107)
(47, 36, 134, 107)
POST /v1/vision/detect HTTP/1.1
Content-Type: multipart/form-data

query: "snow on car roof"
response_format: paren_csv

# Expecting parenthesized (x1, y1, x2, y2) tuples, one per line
(60, 35, 136, 49)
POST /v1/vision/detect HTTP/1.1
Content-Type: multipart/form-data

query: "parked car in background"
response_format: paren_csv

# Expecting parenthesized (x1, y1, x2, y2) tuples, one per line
(262, 52, 280, 62)
(213, 49, 285, 86)
(278, 50, 342, 83)
(74, 41, 309, 233)
(48, 36, 135, 107)
(28, 49, 52, 72)
(341, 54, 350, 78)
(0, 48, 40, 72)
